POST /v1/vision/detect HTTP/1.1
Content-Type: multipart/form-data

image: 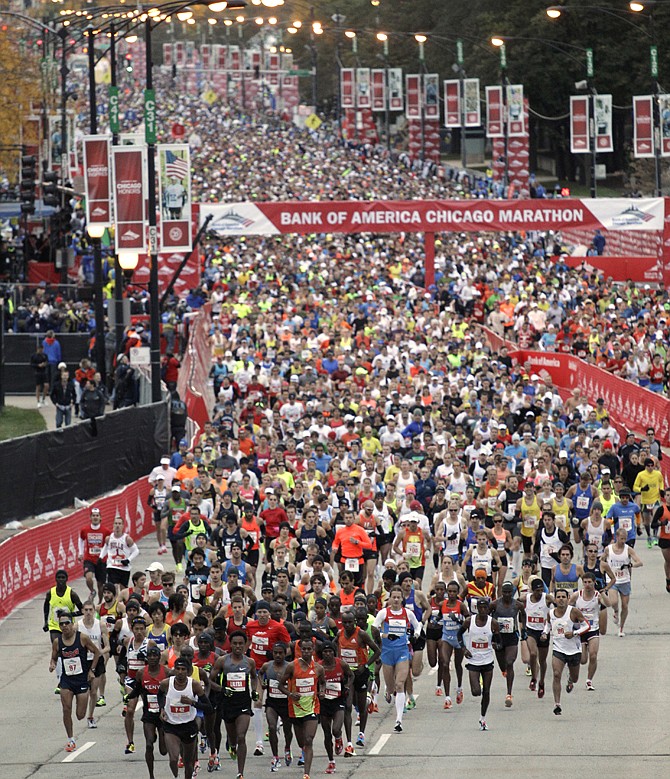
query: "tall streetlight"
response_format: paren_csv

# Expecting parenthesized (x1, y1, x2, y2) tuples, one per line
(490, 36, 510, 190)
(376, 32, 391, 151)
(415, 34, 427, 161)
(547, 2, 661, 194)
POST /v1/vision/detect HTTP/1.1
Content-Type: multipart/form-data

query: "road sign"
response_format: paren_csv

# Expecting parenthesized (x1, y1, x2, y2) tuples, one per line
(586, 48, 594, 79)
(305, 113, 322, 131)
(144, 89, 156, 144)
(650, 45, 659, 79)
(288, 69, 312, 77)
(109, 86, 119, 134)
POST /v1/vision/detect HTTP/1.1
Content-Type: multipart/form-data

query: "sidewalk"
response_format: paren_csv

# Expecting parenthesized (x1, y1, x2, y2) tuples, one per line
(5, 394, 85, 432)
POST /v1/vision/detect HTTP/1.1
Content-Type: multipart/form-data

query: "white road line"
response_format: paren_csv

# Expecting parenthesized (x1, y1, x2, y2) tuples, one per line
(62, 741, 95, 762)
(369, 734, 391, 755)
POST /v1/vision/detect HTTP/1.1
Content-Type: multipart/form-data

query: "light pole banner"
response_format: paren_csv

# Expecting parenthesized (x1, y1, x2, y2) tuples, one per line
(200, 44, 211, 70)
(229, 46, 241, 78)
(371, 70, 386, 111)
(485, 86, 504, 137)
(464, 78, 481, 127)
(215, 44, 227, 70)
(388, 68, 403, 111)
(658, 94, 670, 155)
(570, 96, 590, 153)
(406, 74, 421, 119)
(595, 94, 613, 152)
(163, 43, 173, 67)
(633, 96, 655, 158)
(268, 53, 280, 86)
(175, 42, 186, 68)
(356, 68, 371, 109)
(341, 68, 355, 109)
(424, 74, 440, 120)
(112, 145, 146, 253)
(444, 80, 460, 127)
(507, 84, 525, 136)
(83, 135, 112, 229)
(158, 144, 192, 253)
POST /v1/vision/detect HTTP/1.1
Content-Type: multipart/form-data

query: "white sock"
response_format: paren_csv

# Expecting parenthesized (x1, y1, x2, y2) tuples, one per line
(253, 709, 264, 743)
(395, 692, 406, 722)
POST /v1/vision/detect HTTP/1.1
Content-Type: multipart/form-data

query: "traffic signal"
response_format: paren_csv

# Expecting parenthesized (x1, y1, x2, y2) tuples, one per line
(20, 154, 37, 215)
(42, 171, 60, 208)
(126, 53, 133, 73)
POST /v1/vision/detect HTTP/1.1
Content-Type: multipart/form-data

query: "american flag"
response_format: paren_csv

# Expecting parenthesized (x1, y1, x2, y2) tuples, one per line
(165, 149, 189, 180)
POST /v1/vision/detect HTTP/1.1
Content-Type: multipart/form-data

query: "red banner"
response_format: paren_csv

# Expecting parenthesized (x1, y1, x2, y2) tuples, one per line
(200, 197, 665, 237)
(406, 74, 421, 120)
(175, 41, 185, 68)
(215, 44, 227, 71)
(633, 95, 654, 158)
(201, 44, 211, 70)
(371, 69, 386, 111)
(341, 68, 355, 109)
(563, 254, 661, 283)
(444, 80, 460, 127)
(229, 46, 241, 77)
(163, 43, 172, 67)
(507, 84, 525, 136)
(112, 146, 146, 253)
(268, 53, 280, 86)
(486, 86, 503, 137)
(0, 479, 151, 622)
(83, 136, 112, 228)
(570, 95, 590, 153)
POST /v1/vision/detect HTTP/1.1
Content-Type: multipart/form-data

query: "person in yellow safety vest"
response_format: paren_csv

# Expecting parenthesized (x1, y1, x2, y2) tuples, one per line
(43, 570, 84, 641)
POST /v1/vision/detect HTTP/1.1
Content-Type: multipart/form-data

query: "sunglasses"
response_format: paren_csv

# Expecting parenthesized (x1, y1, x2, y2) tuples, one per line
(59, 621, 72, 627)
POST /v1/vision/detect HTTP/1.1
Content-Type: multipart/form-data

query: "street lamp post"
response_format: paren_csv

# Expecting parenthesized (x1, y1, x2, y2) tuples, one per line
(415, 34, 427, 162)
(498, 42, 509, 191)
(377, 33, 390, 152)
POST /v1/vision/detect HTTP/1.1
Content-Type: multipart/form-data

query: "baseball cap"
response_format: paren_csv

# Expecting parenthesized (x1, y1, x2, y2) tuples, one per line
(171, 484, 181, 492)
(160, 456, 170, 465)
(559, 450, 568, 458)
(409, 500, 422, 511)
(179, 438, 188, 447)
(146, 562, 165, 573)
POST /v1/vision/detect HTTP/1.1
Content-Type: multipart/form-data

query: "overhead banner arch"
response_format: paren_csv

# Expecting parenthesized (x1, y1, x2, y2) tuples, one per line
(198, 198, 669, 287)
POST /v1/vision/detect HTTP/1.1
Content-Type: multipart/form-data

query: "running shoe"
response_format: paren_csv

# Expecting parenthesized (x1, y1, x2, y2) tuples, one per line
(566, 681, 574, 694)
(325, 761, 336, 774)
(647, 538, 654, 549)
(87, 717, 97, 729)
(356, 733, 365, 747)
(434, 688, 443, 697)
(125, 742, 135, 754)
(367, 699, 375, 714)
(479, 718, 488, 731)
(406, 696, 416, 710)
(586, 680, 595, 691)
(179, 755, 184, 768)
(284, 749, 293, 766)
(538, 683, 545, 699)
(553, 705, 562, 716)
(65, 740, 76, 753)
(254, 742, 264, 756)
(636, 526, 642, 536)
(443, 697, 452, 710)
(344, 745, 356, 757)
(176, 562, 183, 572)
(653, 538, 659, 546)
(228, 746, 237, 760)
(208, 754, 220, 773)
(618, 629, 626, 638)
(372, 702, 379, 712)
(271, 757, 281, 773)
(200, 736, 208, 753)
(505, 695, 513, 708)
(529, 679, 537, 692)
(303, 774, 311, 779)
(501, 670, 507, 678)
(236, 774, 243, 779)
(525, 666, 532, 676)
(194, 760, 200, 777)
(122, 704, 127, 717)
(95, 696, 106, 707)
(334, 738, 343, 756)
(298, 750, 305, 767)
(393, 721, 403, 733)
(54, 687, 61, 695)
(456, 688, 464, 705)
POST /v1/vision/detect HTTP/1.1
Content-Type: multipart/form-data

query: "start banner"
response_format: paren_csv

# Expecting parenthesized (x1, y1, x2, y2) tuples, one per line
(200, 198, 665, 237)
(0, 479, 151, 622)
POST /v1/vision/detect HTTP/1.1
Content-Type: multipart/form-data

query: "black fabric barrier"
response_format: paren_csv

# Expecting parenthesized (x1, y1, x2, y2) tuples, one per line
(0, 401, 169, 522)
(3, 333, 91, 394)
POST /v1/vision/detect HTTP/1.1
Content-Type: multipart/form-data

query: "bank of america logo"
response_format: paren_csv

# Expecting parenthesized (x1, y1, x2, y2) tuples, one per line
(610, 205, 655, 226)
(210, 209, 255, 231)
(122, 228, 140, 240)
(165, 150, 189, 179)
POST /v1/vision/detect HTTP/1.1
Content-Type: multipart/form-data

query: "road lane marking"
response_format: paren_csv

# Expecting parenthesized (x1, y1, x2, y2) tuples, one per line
(369, 734, 390, 755)
(62, 741, 95, 762)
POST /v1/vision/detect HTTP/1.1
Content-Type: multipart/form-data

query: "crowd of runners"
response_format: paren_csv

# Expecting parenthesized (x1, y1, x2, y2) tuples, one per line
(39, 76, 670, 779)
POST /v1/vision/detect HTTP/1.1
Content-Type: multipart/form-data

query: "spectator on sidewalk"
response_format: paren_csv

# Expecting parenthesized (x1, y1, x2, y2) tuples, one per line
(50, 369, 76, 429)
(30, 342, 48, 408)
(81, 378, 107, 437)
(42, 329, 61, 395)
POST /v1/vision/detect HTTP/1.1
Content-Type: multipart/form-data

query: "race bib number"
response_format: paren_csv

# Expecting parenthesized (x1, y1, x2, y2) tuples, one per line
(191, 584, 201, 600)
(252, 636, 269, 655)
(269, 679, 287, 699)
(227, 671, 246, 692)
(147, 694, 160, 713)
(345, 558, 360, 573)
(523, 516, 536, 529)
(497, 617, 514, 634)
(488, 497, 497, 508)
(170, 703, 190, 714)
(249, 531, 258, 543)
(615, 567, 626, 579)
(576, 496, 589, 510)
(64, 657, 83, 676)
(388, 618, 406, 635)
(620, 517, 632, 532)
(295, 677, 315, 696)
(324, 681, 341, 699)
(406, 542, 421, 558)
(528, 615, 544, 625)
(341, 648, 357, 665)
(472, 640, 489, 649)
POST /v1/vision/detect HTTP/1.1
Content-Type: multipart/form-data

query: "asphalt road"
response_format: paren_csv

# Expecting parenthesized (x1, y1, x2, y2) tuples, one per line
(1, 536, 668, 779)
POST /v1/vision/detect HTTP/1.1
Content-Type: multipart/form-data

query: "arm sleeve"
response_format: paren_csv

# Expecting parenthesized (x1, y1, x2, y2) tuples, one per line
(372, 609, 387, 630)
(127, 543, 140, 563)
(407, 610, 421, 636)
(78, 533, 85, 557)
